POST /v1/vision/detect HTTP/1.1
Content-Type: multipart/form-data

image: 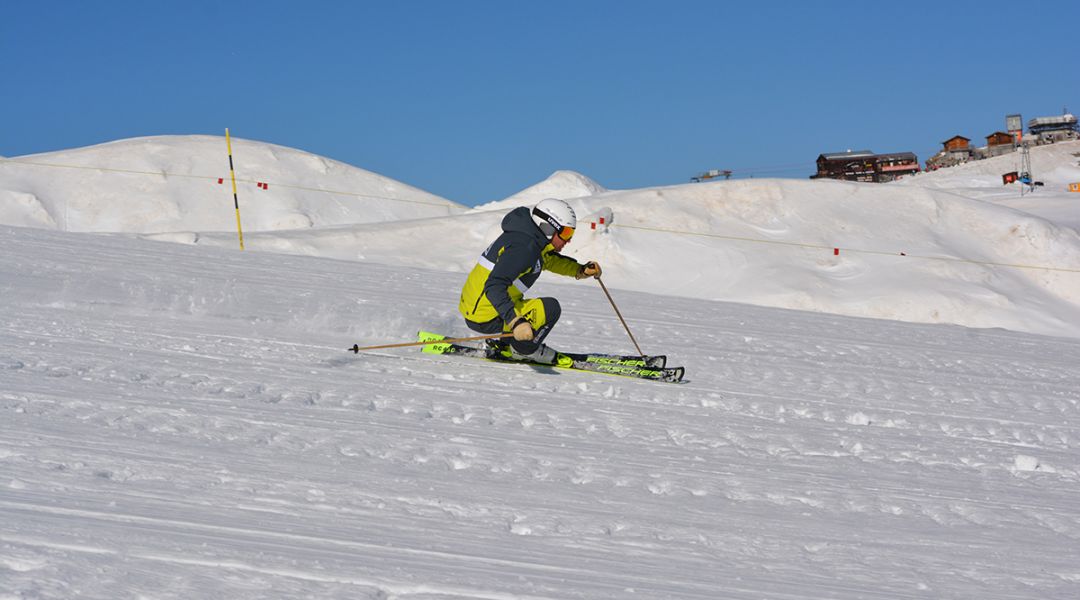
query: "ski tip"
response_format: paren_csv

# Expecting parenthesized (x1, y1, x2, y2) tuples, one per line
(670, 367, 686, 383)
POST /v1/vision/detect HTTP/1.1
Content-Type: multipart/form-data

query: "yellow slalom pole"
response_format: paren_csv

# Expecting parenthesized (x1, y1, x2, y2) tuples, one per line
(225, 128, 245, 250)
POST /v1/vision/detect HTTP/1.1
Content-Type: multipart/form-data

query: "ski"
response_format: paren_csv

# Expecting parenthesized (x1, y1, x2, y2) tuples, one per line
(563, 351, 667, 370)
(562, 357, 685, 383)
(417, 331, 685, 383)
(417, 331, 666, 368)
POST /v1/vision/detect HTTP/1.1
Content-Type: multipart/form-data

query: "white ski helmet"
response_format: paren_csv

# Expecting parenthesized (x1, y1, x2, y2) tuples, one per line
(531, 198, 577, 240)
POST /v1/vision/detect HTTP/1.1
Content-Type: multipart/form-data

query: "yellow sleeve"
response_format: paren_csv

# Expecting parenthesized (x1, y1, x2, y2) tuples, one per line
(542, 250, 582, 278)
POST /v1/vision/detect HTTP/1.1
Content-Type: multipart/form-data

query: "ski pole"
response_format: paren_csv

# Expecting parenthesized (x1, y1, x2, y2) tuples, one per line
(596, 277, 646, 358)
(349, 333, 512, 354)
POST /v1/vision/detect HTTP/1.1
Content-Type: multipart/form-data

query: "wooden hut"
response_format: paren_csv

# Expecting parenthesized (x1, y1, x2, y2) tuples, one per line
(985, 132, 1015, 147)
(942, 135, 971, 151)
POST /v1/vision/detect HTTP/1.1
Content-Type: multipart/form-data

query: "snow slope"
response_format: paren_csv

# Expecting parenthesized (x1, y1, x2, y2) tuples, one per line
(3, 136, 1079, 339)
(897, 141, 1080, 229)
(191, 160, 1080, 339)
(2, 225, 1079, 599)
(0, 136, 465, 233)
(900, 141, 1080, 191)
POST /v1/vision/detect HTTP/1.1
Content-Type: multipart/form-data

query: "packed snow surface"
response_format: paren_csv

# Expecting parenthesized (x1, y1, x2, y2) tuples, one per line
(2, 136, 1080, 598)
(3, 226, 1080, 599)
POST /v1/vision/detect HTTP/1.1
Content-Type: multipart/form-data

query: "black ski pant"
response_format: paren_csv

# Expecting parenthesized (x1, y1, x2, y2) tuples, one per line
(464, 296, 561, 355)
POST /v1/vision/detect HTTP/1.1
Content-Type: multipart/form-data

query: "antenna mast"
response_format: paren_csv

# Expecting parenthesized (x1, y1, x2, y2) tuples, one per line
(1018, 142, 1033, 197)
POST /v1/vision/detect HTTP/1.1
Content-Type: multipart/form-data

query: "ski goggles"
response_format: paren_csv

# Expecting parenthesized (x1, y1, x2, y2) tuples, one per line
(533, 209, 575, 241)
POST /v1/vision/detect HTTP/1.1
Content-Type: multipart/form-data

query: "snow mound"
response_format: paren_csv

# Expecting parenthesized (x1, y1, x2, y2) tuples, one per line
(475, 170, 609, 211)
(0, 135, 465, 234)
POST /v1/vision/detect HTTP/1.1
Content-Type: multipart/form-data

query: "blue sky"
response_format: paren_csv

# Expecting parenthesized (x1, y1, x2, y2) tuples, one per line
(3, 1, 1078, 206)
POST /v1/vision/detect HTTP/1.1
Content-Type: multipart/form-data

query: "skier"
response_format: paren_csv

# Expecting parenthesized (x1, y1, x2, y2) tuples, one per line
(458, 198, 602, 364)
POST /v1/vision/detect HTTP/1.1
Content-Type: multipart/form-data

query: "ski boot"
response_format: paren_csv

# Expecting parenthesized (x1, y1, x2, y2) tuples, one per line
(508, 344, 573, 367)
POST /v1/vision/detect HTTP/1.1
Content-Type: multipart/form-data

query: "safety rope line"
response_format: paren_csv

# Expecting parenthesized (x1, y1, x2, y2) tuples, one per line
(613, 223, 1080, 275)
(0, 158, 454, 208)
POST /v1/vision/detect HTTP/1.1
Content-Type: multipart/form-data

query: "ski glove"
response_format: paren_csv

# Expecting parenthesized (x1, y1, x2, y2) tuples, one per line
(510, 316, 534, 342)
(576, 261, 602, 280)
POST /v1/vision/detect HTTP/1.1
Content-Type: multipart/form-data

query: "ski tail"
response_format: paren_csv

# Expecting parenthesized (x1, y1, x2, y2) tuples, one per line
(418, 331, 452, 354)
(418, 331, 491, 359)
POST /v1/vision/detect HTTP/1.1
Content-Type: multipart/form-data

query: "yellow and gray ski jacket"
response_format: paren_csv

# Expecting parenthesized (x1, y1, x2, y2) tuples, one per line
(459, 206, 582, 326)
